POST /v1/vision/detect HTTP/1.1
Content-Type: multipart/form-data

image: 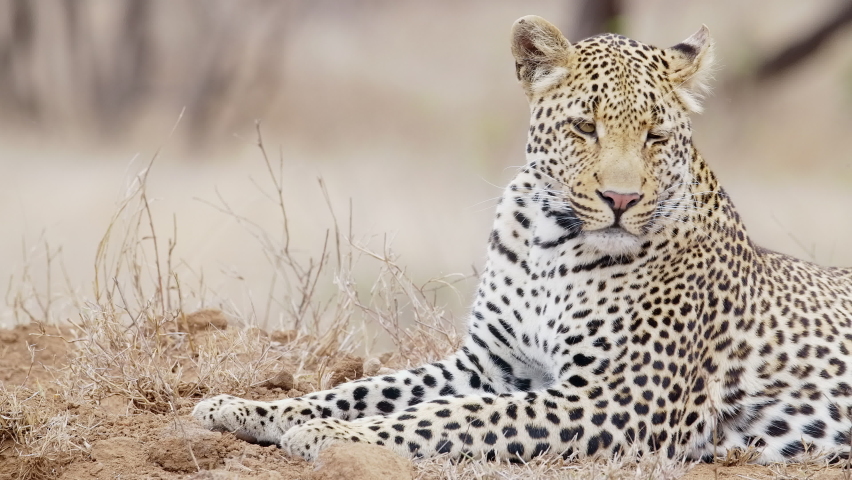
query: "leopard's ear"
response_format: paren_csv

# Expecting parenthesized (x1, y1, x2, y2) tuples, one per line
(511, 15, 572, 98)
(664, 26, 715, 113)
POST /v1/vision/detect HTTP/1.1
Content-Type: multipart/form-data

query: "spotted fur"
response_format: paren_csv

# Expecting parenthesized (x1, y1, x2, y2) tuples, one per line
(193, 16, 852, 464)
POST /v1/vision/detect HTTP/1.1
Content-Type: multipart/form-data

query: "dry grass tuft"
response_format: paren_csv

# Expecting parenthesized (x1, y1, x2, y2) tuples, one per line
(0, 386, 77, 480)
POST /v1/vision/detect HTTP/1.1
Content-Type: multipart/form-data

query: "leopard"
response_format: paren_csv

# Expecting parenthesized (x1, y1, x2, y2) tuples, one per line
(193, 15, 852, 464)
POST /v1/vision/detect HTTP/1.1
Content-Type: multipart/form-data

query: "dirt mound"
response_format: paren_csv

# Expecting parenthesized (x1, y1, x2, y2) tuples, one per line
(309, 443, 412, 480)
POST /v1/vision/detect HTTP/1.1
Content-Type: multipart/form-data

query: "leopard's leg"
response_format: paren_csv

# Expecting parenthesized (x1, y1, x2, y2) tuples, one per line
(192, 344, 526, 445)
(279, 380, 709, 461)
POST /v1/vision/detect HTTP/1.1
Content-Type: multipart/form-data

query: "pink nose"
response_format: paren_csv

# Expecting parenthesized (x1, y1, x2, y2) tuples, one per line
(598, 190, 642, 213)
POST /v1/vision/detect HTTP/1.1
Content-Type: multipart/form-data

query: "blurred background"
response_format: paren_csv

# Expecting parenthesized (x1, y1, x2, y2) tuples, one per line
(2, 0, 852, 330)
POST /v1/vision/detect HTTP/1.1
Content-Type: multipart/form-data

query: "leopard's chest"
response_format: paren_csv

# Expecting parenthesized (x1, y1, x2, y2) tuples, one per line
(498, 245, 638, 384)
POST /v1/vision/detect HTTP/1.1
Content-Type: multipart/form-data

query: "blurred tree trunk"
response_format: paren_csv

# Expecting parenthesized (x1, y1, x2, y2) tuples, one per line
(756, 0, 852, 81)
(4, 0, 154, 133)
(0, 0, 39, 118)
(184, 1, 302, 143)
(571, 0, 623, 41)
(91, 0, 152, 131)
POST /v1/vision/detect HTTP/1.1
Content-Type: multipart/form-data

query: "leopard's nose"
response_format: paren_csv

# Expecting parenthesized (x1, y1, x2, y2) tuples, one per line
(597, 190, 643, 214)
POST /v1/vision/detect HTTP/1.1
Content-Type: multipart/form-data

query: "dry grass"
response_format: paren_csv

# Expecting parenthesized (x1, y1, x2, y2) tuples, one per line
(0, 386, 72, 480)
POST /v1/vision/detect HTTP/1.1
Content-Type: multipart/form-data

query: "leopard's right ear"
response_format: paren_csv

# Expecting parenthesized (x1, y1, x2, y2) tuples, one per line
(511, 15, 572, 98)
(664, 26, 715, 113)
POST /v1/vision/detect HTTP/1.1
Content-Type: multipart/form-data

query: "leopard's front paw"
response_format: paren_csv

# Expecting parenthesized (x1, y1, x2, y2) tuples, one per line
(192, 394, 288, 445)
(281, 418, 372, 461)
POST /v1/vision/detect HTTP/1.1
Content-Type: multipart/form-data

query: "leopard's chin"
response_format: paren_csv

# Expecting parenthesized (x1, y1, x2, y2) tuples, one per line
(583, 228, 643, 257)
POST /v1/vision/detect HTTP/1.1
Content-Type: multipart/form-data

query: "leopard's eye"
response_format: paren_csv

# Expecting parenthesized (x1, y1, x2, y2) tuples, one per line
(578, 122, 596, 134)
(646, 130, 669, 144)
(573, 120, 596, 135)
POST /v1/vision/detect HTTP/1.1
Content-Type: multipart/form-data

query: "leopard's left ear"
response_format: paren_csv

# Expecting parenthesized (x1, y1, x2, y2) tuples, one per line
(664, 26, 715, 113)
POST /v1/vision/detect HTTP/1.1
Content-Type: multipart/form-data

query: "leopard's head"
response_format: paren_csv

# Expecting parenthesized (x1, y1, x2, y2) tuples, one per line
(511, 15, 715, 258)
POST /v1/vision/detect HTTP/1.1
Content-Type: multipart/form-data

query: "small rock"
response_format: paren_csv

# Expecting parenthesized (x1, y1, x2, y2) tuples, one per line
(378, 352, 394, 364)
(309, 443, 413, 480)
(262, 370, 295, 390)
(362, 358, 382, 377)
(184, 309, 228, 332)
(376, 367, 396, 375)
(328, 354, 364, 387)
(286, 388, 305, 398)
(295, 380, 316, 392)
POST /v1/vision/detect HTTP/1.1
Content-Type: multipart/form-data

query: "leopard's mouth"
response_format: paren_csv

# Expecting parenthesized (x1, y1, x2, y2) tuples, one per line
(583, 227, 643, 256)
(592, 226, 637, 237)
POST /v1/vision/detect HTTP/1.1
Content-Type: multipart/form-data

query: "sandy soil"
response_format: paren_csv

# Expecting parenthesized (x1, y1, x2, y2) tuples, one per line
(2, 322, 849, 480)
